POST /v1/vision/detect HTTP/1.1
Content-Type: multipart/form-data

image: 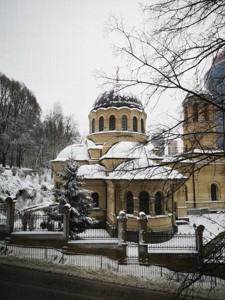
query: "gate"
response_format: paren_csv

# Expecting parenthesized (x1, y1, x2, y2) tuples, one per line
(126, 242, 139, 264)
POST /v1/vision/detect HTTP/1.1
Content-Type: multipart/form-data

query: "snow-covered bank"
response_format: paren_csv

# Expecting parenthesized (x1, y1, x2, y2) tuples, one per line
(178, 212, 225, 243)
(0, 168, 54, 210)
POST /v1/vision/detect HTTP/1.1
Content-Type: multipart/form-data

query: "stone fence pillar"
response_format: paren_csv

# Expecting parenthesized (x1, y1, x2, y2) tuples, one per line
(138, 212, 148, 264)
(5, 197, 17, 234)
(195, 224, 205, 257)
(63, 204, 71, 241)
(117, 211, 127, 244)
(117, 211, 128, 264)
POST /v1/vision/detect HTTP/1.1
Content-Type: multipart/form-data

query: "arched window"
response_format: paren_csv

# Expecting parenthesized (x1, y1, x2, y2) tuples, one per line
(193, 104, 198, 122)
(126, 191, 133, 214)
(141, 119, 144, 133)
(211, 184, 218, 201)
(184, 185, 188, 202)
(99, 116, 104, 131)
(155, 192, 163, 215)
(133, 116, 138, 132)
(139, 191, 149, 214)
(92, 192, 99, 207)
(92, 119, 95, 133)
(184, 106, 188, 122)
(121, 115, 128, 131)
(204, 104, 209, 121)
(109, 115, 116, 130)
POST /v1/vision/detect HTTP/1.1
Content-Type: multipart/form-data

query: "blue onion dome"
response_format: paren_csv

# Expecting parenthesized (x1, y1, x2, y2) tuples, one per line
(92, 89, 144, 111)
(205, 50, 225, 105)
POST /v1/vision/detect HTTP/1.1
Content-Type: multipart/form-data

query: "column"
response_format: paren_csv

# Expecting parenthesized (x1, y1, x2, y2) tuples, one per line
(5, 197, 16, 234)
(117, 211, 128, 264)
(63, 204, 71, 241)
(138, 212, 148, 264)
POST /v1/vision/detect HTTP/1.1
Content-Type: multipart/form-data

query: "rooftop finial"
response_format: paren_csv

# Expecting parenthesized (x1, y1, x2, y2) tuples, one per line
(194, 67, 201, 91)
(116, 66, 120, 83)
(115, 66, 120, 92)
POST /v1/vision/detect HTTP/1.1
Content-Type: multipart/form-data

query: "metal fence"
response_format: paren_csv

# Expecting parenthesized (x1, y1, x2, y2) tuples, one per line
(14, 213, 63, 232)
(0, 240, 225, 290)
(148, 233, 196, 251)
(0, 207, 7, 225)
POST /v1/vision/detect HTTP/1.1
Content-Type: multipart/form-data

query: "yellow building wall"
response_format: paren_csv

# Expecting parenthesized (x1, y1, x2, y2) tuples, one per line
(88, 107, 147, 133)
(185, 161, 225, 209)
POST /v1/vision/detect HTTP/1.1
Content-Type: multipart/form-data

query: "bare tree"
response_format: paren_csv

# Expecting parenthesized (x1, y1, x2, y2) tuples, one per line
(0, 74, 80, 169)
(103, 1, 224, 97)
(41, 103, 80, 165)
(0, 73, 41, 168)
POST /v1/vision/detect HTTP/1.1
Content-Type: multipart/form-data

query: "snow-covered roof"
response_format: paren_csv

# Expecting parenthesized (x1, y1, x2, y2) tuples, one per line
(52, 144, 89, 162)
(100, 141, 154, 160)
(109, 157, 185, 180)
(77, 164, 106, 179)
(162, 155, 194, 164)
(162, 147, 225, 164)
(86, 139, 102, 150)
(184, 87, 212, 100)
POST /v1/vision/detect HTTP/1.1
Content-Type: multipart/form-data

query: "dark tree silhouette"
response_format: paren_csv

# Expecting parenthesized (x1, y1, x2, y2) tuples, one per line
(55, 159, 96, 239)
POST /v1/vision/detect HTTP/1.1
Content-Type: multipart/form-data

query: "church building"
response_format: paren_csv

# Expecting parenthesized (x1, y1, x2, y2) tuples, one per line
(51, 82, 225, 238)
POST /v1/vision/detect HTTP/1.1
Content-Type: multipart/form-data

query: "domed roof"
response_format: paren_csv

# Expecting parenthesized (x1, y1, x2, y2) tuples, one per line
(92, 90, 144, 111)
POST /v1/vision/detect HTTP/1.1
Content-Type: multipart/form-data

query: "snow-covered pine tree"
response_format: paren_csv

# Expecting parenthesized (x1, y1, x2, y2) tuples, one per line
(56, 159, 96, 239)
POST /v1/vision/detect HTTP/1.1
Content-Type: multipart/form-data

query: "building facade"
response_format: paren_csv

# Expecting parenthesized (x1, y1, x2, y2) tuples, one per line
(51, 87, 225, 238)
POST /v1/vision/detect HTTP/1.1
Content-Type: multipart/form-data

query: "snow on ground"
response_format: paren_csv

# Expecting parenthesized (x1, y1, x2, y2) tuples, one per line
(178, 212, 225, 243)
(0, 167, 54, 210)
(0, 252, 224, 299)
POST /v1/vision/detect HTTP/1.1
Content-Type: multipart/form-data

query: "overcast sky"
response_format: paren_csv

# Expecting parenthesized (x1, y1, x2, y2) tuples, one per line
(0, 0, 181, 136)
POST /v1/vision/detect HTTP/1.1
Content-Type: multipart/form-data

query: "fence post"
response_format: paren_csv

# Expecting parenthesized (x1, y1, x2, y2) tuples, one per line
(138, 212, 148, 265)
(5, 197, 16, 234)
(195, 225, 205, 260)
(61, 246, 68, 264)
(63, 204, 71, 241)
(4, 237, 11, 254)
(117, 211, 128, 264)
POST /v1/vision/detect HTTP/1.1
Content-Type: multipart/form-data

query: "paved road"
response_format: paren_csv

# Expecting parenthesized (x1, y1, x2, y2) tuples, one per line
(0, 264, 175, 300)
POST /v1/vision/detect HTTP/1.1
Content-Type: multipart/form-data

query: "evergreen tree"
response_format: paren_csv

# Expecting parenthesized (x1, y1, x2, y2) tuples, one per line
(56, 159, 96, 239)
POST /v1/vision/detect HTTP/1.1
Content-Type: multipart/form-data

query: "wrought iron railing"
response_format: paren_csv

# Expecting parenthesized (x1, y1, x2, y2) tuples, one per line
(148, 233, 196, 251)
(1, 241, 225, 289)
(0, 207, 7, 225)
(14, 213, 63, 232)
